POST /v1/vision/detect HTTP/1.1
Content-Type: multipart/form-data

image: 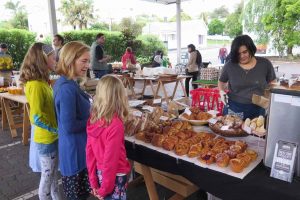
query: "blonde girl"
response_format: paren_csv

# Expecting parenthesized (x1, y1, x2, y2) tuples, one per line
(86, 75, 131, 200)
(20, 43, 60, 200)
(54, 41, 91, 200)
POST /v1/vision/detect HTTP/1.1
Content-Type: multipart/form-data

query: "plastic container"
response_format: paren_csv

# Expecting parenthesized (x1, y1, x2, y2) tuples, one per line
(190, 88, 224, 115)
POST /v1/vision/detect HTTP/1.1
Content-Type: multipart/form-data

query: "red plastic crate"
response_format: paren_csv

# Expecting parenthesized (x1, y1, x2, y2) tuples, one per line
(190, 88, 224, 114)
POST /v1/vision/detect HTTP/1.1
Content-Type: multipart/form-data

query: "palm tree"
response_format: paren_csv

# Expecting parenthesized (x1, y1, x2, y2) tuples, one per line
(59, 0, 94, 30)
(5, 0, 28, 29)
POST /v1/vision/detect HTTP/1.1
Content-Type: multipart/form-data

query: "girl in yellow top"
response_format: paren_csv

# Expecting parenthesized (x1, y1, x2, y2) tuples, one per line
(20, 43, 60, 200)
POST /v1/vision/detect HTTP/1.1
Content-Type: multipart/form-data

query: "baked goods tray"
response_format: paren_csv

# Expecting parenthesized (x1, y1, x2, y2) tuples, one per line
(179, 115, 209, 126)
(209, 124, 248, 137)
(125, 131, 264, 179)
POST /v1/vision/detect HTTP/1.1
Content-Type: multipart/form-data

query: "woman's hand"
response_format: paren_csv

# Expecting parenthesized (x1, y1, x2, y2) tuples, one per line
(91, 188, 104, 200)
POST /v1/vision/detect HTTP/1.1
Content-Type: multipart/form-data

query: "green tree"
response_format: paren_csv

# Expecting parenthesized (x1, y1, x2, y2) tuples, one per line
(4, 0, 28, 30)
(59, 0, 94, 30)
(169, 12, 192, 22)
(208, 19, 224, 35)
(89, 22, 109, 31)
(263, 0, 300, 56)
(224, 2, 243, 38)
(119, 17, 144, 38)
(243, 0, 275, 45)
(209, 5, 229, 19)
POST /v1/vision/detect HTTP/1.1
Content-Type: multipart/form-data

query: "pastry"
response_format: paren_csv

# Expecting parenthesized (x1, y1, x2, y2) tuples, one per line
(212, 144, 229, 154)
(135, 131, 145, 141)
(144, 131, 155, 143)
(181, 121, 192, 130)
(235, 140, 247, 151)
(167, 127, 179, 136)
(257, 115, 264, 127)
(176, 131, 188, 140)
(151, 134, 166, 147)
(245, 149, 258, 161)
(162, 136, 179, 151)
(230, 158, 245, 173)
(244, 118, 251, 127)
(215, 153, 230, 168)
(196, 112, 212, 120)
(181, 113, 190, 120)
(188, 143, 203, 158)
(224, 149, 238, 159)
(236, 153, 252, 167)
(163, 126, 172, 135)
(198, 151, 216, 165)
(255, 126, 266, 133)
(174, 141, 190, 156)
(250, 122, 256, 130)
(172, 121, 183, 130)
(230, 145, 243, 154)
(190, 107, 201, 114)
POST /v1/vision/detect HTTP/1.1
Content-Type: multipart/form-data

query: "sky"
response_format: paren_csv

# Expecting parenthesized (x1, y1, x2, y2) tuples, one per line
(0, 0, 243, 22)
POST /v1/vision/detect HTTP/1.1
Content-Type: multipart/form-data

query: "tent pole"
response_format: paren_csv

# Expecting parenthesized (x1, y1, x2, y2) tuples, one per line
(176, 0, 181, 64)
(48, 0, 58, 35)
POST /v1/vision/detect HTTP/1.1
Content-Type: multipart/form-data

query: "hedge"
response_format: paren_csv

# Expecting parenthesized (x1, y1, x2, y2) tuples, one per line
(0, 29, 35, 69)
(0, 29, 167, 69)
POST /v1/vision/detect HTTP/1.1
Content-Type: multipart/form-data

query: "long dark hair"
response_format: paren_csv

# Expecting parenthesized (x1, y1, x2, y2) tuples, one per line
(230, 35, 257, 63)
(188, 44, 202, 67)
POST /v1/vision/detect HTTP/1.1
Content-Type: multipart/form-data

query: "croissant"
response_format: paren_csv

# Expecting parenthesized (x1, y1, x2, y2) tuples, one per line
(172, 121, 183, 130)
(236, 153, 252, 167)
(230, 158, 245, 173)
(245, 149, 258, 161)
(151, 134, 166, 147)
(162, 136, 179, 151)
(187, 143, 203, 158)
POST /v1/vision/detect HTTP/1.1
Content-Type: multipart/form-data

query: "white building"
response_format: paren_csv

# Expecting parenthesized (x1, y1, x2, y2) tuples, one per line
(142, 20, 208, 50)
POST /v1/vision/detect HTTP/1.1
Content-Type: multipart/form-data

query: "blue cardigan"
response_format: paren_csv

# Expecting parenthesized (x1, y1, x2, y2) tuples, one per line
(53, 76, 91, 176)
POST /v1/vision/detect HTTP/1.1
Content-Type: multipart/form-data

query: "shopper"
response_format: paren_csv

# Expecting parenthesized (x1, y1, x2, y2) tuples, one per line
(121, 47, 136, 70)
(86, 75, 131, 200)
(53, 34, 64, 62)
(185, 44, 201, 97)
(54, 41, 91, 200)
(218, 35, 276, 119)
(20, 43, 60, 200)
(90, 33, 112, 79)
(218, 45, 228, 64)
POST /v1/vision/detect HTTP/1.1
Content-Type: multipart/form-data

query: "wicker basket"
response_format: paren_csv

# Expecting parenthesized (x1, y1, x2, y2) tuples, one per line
(209, 123, 248, 137)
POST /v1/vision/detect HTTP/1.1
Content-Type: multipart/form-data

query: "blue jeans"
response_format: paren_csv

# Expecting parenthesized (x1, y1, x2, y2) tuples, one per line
(223, 99, 265, 120)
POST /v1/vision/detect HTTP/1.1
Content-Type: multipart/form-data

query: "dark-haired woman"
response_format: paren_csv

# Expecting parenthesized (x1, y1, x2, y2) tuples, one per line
(218, 35, 276, 119)
(185, 44, 202, 97)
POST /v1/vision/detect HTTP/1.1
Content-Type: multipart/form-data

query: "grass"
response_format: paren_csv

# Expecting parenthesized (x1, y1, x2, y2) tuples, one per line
(207, 39, 231, 46)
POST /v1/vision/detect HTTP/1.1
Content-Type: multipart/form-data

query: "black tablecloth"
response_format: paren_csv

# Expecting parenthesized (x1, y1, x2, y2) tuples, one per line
(125, 140, 300, 200)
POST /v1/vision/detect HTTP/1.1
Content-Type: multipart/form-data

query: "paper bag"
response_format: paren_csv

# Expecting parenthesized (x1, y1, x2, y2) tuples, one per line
(252, 94, 269, 110)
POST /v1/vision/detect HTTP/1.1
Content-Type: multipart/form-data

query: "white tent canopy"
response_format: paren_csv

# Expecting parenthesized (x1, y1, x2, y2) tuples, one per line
(48, 0, 188, 64)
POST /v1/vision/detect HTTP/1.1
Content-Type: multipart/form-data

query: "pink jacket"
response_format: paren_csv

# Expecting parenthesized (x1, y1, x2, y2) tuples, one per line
(86, 116, 131, 197)
(121, 52, 136, 69)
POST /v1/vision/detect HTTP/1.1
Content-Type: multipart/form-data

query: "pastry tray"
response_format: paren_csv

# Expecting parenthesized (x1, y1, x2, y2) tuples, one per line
(209, 123, 248, 137)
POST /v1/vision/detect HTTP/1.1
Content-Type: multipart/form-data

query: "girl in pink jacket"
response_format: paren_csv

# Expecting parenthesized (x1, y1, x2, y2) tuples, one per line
(121, 47, 136, 70)
(86, 75, 131, 200)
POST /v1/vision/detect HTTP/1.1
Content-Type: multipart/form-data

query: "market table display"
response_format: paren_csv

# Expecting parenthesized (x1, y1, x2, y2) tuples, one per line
(0, 92, 29, 145)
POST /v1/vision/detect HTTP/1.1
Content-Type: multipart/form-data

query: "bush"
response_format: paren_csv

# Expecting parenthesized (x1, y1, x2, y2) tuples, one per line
(62, 30, 126, 61)
(62, 31, 167, 64)
(0, 29, 35, 69)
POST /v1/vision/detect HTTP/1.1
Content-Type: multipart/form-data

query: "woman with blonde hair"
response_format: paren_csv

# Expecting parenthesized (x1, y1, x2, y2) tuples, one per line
(20, 42, 60, 200)
(53, 41, 91, 200)
(86, 75, 131, 200)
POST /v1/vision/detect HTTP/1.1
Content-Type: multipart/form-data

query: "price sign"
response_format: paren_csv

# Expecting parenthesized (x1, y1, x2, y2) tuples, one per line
(220, 125, 230, 131)
(270, 140, 297, 182)
(142, 106, 154, 113)
(132, 111, 143, 117)
(208, 118, 218, 125)
(159, 116, 169, 121)
(184, 108, 192, 115)
(153, 98, 162, 104)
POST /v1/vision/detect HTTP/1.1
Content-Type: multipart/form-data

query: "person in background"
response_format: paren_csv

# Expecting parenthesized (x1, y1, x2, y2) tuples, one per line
(53, 34, 64, 62)
(152, 50, 163, 67)
(20, 43, 60, 200)
(218, 45, 228, 64)
(0, 43, 8, 55)
(90, 33, 112, 79)
(54, 41, 91, 200)
(218, 35, 276, 119)
(121, 47, 137, 70)
(86, 75, 131, 200)
(185, 44, 201, 97)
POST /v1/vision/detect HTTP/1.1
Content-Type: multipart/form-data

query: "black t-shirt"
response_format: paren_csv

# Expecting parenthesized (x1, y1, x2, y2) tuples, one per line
(219, 57, 276, 104)
(95, 45, 104, 60)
